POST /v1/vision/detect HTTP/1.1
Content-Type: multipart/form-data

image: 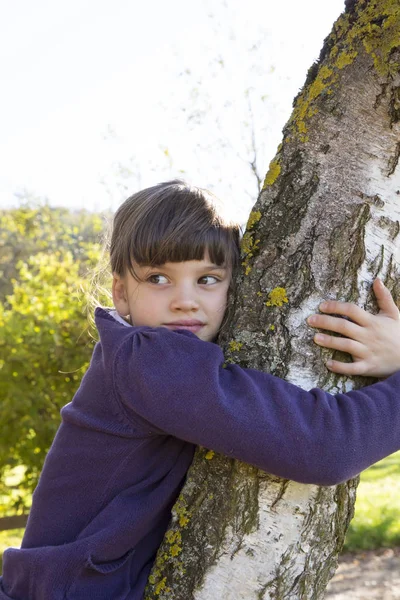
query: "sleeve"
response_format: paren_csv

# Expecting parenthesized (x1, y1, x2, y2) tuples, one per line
(114, 327, 400, 486)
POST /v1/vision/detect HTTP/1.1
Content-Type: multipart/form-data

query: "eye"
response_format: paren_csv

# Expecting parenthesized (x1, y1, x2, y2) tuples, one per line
(147, 274, 169, 285)
(198, 275, 220, 285)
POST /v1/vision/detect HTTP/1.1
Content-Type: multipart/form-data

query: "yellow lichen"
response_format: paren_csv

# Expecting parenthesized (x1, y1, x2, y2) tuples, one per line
(335, 50, 358, 69)
(287, 1, 400, 142)
(333, 1, 400, 77)
(179, 514, 190, 527)
(241, 232, 260, 256)
(165, 529, 181, 545)
(165, 530, 174, 544)
(145, 494, 192, 595)
(291, 64, 337, 138)
(229, 340, 243, 352)
(240, 232, 253, 255)
(244, 264, 252, 276)
(155, 577, 167, 595)
(263, 159, 281, 187)
(310, 66, 334, 101)
(256, 291, 263, 297)
(241, 232, 260, 276)
(205, 450, 215, 460)
(246, 210, 262, 230)
(174, 496, 191, 529)
(307, 106, 319, 118)
(265, 287, 289, 307)
(269, 324, 275, 331)
(330, 45, 339, 59)
(170, 544, 181, 557)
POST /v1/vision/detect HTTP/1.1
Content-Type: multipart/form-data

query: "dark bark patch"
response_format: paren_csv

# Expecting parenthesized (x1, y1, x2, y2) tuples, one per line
(389, 86, 400, 126)
(378, 216, 400, 240)
(270, 480, 290, 511)
(354, 190, 385, 208)
(328, 202, 370, 300)
(387, 141, 400, 177)
(304, 62, 321, 90)
(260, 149, 319, 243)
(368, 244, 385, 278)
(344, 0, 357, 14)
(286, 227, 319, 307)
(370, 15, 388, 28)
(385, 254, 400, 308)
(345, 0, 368, 17)
(374, 83, 388, 109)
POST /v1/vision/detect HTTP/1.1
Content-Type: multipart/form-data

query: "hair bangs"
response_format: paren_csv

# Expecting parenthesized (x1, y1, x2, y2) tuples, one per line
(110, 179, 241, 280)
(130, 222, 238, 269)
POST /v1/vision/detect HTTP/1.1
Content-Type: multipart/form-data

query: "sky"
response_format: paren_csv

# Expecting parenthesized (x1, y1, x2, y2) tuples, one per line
(0, 0, 345, 223)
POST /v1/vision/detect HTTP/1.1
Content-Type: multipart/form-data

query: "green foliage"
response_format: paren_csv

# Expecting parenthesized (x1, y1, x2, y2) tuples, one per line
(0, 201, 106, 302)
(0, 202, 109, 505)
(0, 466, 31, 517)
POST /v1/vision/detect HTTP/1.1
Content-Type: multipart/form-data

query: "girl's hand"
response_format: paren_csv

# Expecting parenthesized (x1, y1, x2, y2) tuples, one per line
(307, 279, 400, 378)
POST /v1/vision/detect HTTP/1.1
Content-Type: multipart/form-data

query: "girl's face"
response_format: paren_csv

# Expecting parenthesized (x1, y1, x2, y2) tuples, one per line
(112, 253, 231, 342)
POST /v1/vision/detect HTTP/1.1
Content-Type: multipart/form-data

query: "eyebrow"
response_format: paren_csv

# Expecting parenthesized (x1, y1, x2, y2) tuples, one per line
(200, 265, 227, 271)
(140, 263, 228, 273)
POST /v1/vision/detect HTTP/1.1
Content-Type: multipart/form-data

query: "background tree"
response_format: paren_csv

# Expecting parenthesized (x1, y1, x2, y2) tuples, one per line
(0, 203, 107, 507)
(145, 1, 400, 598)
(0, 199, 106, 300)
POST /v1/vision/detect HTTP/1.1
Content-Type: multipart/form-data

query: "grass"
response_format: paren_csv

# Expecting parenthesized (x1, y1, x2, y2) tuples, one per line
(344, 450, 400, 551)
(1, 452, 399, 573)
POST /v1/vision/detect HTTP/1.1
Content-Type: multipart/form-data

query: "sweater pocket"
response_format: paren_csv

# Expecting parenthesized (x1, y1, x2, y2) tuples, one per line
(87, 547, 135, 573)
(66, 547, 136, 599)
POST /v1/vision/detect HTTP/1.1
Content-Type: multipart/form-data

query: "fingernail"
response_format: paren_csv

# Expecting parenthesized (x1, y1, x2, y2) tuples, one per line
(319, 302, 328, 310)
(315, 334, 324, 342)
(326, 359, 333, 367)
(307, 315, 316, 324)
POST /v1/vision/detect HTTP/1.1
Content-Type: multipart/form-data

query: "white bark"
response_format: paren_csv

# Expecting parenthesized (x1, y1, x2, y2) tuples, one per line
(195, 482, 355, 600)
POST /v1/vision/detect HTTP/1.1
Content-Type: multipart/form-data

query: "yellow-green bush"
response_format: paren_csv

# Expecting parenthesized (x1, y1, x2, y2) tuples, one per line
(0, 204, 109, 507)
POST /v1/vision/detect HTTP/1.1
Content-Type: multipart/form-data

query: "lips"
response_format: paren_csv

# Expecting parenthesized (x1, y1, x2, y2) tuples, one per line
(163, 320, 205, 333)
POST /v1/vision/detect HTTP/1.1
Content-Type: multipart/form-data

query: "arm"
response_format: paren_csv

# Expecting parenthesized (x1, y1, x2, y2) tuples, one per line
(114, 325, 400, 486)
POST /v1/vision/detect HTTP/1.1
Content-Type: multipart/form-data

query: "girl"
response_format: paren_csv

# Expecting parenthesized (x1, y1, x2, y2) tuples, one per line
(1, 179, 400, 600)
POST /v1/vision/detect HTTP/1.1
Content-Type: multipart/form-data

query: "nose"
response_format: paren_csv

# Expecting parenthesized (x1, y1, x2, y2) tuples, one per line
(170, 283, 199, 312)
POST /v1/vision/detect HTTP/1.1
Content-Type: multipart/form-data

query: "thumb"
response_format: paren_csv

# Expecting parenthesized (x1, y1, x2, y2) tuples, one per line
(373, 278, 399, 318)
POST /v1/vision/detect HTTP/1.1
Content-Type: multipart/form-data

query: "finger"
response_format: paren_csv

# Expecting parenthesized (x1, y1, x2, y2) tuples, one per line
(373, 278, 400, 319)
(307, 313, 364, 340)
(325, 359, 367, 376)
(317, 300, 370, 327)
(313, 333, 366, 357)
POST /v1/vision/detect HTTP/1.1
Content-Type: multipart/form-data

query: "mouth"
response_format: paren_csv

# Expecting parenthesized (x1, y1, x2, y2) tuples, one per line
(163, 320, 205, 333)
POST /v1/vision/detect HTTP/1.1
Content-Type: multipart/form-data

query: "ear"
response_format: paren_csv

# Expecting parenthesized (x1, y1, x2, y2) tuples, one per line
(112, 274, 130, 316)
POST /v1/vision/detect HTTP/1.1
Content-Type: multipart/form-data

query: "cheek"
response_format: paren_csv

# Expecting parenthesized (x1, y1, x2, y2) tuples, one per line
(128, 288, 153, 315)
(211, 291, 229, 317)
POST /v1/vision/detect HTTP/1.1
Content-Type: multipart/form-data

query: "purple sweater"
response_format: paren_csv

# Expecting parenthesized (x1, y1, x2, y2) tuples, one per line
(2, 306, 400, 600)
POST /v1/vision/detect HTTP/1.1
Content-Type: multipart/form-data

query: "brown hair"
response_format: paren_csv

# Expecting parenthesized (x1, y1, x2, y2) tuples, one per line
(110, 179, 241, 279)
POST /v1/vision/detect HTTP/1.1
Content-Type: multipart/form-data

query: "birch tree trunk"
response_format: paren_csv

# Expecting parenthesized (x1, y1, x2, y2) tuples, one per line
(146, 1, 400, 598)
